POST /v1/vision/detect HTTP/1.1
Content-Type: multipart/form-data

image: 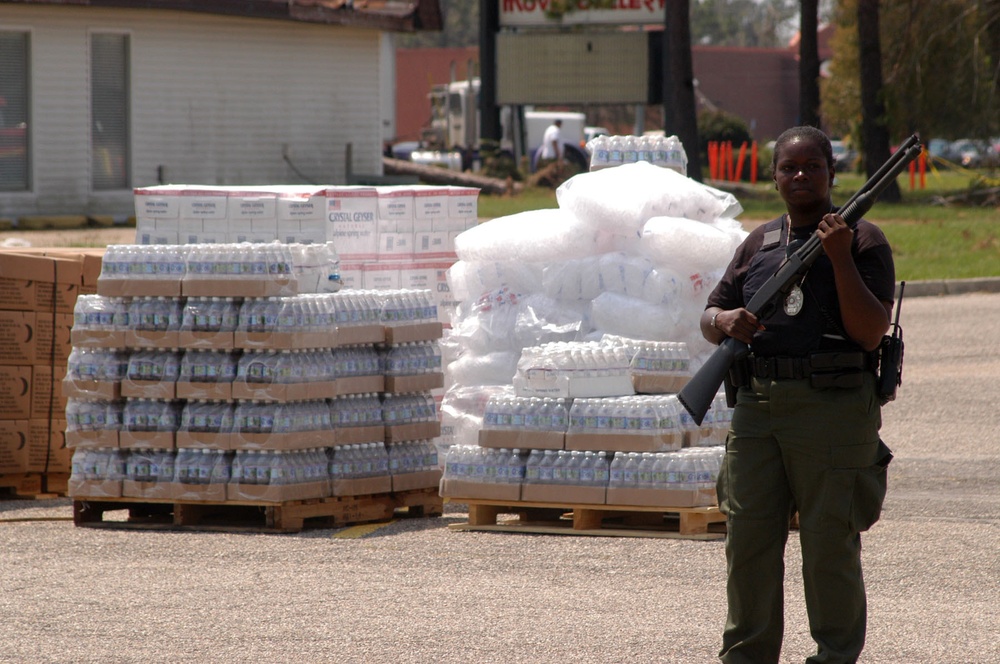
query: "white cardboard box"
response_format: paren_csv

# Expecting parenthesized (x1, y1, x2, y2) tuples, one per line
(443, 186, 480, 228)
(326, 186, 378, 260)
(376, 186, 415, 234)
(133, 189, 181, 226)
(180, 193, 228, 221)
(413, 186, 449, 231)
(362, 262, 401, 290)
(413, 231, 452, 257)
(378, 231, 415, 258)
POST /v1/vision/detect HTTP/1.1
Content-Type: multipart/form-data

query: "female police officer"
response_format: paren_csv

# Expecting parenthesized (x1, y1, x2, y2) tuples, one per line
(701, 126, 895, 664)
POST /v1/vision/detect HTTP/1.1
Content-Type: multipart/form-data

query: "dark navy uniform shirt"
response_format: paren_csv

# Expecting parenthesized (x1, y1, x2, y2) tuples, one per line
(706, 215, 896, 357)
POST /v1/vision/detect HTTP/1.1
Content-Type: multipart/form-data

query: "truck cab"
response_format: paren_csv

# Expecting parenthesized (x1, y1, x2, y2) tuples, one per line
(419, 77, 601, 173)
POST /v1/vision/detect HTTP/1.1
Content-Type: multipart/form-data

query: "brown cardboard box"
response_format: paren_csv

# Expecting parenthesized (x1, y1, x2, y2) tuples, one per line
(119, 430, 175, 450)
(0, 252, 82, 313)
(121, 378, 177, 400)
(384, 372, 444, 394)
(605, 486, 716, 508)
(233, 330, 335, 351)
(228, 479, 329, 502)
(231, 430, 331, 451)
(61, 377, 121, 401)
(47, 432, 73, 473)
(122, 479, 174, 500)
(0, 366, 34, 419)
(177, 330, 234, 350)
(383, 322, 443, 344)
(175, 381, 232, 402)
(96, 277, 181, 298)
(70, 328, 126, 348)
(631, 373, 691, 395)
(335, 375, 384, 397)
(170, 481, 228, 502)
(391, 468, 442, 492)
(439, 478, 521, 502)
(230, 379, 337, 402)
(0, 310, 37, 364)
(27, 419, 68, 473)
(182, 277, 297, 299)
(175, 431, 232, 451)
(564, 431, 683, 453)
(520, 483, 606, 505)
(335, 425, 385, 445)
(66, 429, 120, 449)
(331, 474, 392, 497)
(478, 429, 565, 451)
(384, 421, 441, 444)
(125, 329, 181, 349)
(31, 364, 68, 420)
(19, 247, 103, 289)
(0, 420, 30, 473)
(34, 313, 74, 365)
(38, 262, 83, 313)
(68, 478, 123, 498)
(336, 324, 384, 346)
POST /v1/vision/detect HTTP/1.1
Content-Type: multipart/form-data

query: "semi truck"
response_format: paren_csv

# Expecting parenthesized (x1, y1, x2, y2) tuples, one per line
(413, 77, 606, 173)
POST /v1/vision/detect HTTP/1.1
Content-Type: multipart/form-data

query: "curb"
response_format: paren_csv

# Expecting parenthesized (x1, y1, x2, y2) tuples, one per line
(898, 277, 1000, 298)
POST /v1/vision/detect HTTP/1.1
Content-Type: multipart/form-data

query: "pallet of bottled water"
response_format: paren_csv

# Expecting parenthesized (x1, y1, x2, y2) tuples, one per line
(442, 445, 725, 539)
(69, 442, 443, 533)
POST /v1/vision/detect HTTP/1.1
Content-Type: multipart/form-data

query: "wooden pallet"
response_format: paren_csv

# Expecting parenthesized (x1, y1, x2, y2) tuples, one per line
(0, 474, 55, 500)
(72, 487, 443, 534)
(44, 473, 70, 497)
(449, 499, 727, 540)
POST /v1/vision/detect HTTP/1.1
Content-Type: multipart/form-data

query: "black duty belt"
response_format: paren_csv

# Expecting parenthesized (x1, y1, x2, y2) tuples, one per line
(749, 351, 870, 380)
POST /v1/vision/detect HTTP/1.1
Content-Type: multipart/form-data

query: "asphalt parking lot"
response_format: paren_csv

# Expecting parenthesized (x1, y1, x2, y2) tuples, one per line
(1, 289, 998, 664)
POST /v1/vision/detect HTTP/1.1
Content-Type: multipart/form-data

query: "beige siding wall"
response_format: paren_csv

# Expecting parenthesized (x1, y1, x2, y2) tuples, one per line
(1, 6, 383, 219)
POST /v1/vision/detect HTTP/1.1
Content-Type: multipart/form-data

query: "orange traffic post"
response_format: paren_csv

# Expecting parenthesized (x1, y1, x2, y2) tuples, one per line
(735, 142, 747, 182)
(919, 149, 927, 189)
(708, 141, 718, 180)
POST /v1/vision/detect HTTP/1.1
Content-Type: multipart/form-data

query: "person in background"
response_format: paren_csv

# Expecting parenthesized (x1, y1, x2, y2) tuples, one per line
(538, 118, 563, 173)
(701, 125, 895, 664)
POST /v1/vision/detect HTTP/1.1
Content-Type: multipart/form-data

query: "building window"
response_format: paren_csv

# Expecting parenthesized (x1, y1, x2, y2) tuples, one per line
(91, 33, 130, 190)
(0, 31, 30, 192)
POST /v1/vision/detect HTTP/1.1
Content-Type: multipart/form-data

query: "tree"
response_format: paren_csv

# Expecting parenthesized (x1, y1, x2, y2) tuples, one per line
(857, 0, 899, 201)
(396, 0, 477, 48)
(664, 1, 704, 182)
(824, 0, 1000, 144)
(799, 0, 821, 127)
(691, 0, 800, 47)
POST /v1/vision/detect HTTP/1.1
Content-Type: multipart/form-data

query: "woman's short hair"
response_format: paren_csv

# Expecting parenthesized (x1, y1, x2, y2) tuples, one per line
(771, 126, 835, 175)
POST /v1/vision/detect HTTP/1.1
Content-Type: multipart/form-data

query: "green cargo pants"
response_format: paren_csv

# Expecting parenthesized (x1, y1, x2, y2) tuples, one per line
(717, 373, 891, 664)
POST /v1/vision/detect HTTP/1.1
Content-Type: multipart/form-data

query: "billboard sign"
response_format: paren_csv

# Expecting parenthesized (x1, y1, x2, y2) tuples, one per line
(500, 0, 667, 28)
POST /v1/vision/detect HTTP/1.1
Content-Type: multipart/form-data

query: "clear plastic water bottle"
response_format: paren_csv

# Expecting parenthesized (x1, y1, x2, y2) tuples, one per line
(535, 449, 554, 484)
(524, 449, 543, 484)
(638, 452, 655, 488)
(623, 452, 640, 487)
(594, 451, 610, 487)
(609, 452, 625, 487)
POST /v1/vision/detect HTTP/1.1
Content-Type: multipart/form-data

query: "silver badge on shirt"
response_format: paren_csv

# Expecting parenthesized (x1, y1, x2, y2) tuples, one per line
(784, 284, 804, 316)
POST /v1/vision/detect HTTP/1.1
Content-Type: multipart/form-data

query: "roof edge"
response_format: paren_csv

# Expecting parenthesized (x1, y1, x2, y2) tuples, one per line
(0, 0, 443, 32)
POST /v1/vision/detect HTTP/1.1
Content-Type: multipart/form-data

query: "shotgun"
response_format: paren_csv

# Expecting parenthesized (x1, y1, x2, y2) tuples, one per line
(677, 134, 922, 425)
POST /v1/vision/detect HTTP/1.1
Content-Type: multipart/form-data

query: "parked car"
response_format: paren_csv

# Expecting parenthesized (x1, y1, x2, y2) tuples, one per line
(948, 139, 992, 168)
(830, 139, 857, 172)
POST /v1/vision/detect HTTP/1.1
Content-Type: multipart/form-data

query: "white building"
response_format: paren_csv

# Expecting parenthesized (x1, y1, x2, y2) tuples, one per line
(0, 0, 441, 222)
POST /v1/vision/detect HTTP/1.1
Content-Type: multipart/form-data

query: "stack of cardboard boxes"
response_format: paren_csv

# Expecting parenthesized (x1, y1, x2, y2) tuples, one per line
(133, 183, 480, 326)
(0, 248, 102, 492)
